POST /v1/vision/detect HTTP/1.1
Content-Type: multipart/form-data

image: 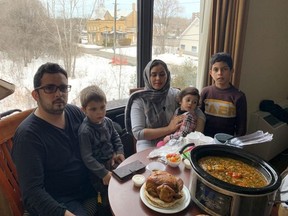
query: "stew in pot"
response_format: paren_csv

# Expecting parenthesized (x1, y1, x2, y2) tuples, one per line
(199, 156, 268, 188)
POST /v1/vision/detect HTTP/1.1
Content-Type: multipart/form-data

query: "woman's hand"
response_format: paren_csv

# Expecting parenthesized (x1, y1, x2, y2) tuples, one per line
(167, 115, 183, 133)
(142, 115, 183, 141)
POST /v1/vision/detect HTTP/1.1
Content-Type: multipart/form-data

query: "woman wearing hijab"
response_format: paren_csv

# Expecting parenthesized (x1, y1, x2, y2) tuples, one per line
(125, 59, 186, 152)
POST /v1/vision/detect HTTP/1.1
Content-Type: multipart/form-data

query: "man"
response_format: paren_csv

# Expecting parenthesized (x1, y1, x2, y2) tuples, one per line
(12, 63, 97, 216)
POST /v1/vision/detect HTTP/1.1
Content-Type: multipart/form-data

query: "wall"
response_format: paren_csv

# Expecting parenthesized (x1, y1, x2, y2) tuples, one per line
(240, 0, 288, 128)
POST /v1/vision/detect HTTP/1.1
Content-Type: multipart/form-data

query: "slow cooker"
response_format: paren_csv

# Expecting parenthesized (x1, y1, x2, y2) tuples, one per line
(179, 144, 281, 216)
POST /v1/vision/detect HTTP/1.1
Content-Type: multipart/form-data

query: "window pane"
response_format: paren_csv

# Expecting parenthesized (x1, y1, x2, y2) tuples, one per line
(152, 0, 200, 89)
(0, 0, 137, 115)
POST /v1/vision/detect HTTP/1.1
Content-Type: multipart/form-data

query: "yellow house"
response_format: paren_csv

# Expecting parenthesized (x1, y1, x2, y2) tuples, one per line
(86, 3, 137, 46)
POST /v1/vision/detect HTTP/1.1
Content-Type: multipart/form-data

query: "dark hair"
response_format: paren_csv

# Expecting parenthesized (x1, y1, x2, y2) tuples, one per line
(150, 59, 169, 74)
(209, 52, 233, 70)
(80, 85, 107, 108)
(177, 87, 200, 104)
(33, 62, 68, 88)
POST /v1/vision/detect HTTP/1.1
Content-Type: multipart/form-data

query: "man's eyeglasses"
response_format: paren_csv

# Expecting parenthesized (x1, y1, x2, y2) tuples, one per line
(35, 84, 71, 94)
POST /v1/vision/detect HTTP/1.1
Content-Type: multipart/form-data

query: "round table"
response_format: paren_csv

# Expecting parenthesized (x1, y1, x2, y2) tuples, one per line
(108, 148, 206, 216)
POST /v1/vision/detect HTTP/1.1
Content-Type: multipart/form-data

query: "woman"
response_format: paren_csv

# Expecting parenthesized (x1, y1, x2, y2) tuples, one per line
(125, 59, 205, 152)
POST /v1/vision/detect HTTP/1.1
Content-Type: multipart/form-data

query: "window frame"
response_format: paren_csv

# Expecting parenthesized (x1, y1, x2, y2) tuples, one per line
(136, 0, 154, 88)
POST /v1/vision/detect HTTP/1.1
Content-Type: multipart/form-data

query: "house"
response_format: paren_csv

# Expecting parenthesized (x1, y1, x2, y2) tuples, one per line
(178, 13, 200, 56)
(86, 3, 137, 46)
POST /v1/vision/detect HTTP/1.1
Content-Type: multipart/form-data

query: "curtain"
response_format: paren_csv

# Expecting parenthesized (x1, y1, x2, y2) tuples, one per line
(196, 0, 213, 90)
(199, 0, 250, 88)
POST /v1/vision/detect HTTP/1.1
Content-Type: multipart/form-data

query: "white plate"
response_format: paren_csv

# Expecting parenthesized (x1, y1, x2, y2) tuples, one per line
(140, 183, 191, 214)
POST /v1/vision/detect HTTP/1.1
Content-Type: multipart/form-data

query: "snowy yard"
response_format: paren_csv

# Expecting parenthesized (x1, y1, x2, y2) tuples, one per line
(0, 46, 198, 113)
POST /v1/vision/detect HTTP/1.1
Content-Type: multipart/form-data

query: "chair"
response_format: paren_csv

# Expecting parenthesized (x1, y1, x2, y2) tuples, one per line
(129, 87, 144, 95)
(125, 87, 146, 153)
(0, 109, 33, 216)
(112, 113, 136, 157)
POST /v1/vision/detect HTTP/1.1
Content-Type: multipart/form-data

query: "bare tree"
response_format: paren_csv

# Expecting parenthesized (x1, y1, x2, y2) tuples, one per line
(153, 0, 183, 54)
(45, 0, 89, 77)
(0, 0, 54, 66)
(170, 60, 197, 88)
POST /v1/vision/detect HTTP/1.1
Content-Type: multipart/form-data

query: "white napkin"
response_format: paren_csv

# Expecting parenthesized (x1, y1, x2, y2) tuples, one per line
(280, 173, 288, 208)
(229, 130, 273, 146)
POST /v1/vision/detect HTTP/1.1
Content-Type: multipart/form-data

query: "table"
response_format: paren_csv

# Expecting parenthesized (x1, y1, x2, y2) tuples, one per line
(108, 148, 206, 216)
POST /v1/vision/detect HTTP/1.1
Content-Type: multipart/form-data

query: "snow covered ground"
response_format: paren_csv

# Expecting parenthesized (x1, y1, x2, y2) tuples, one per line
(0, 46, 198, 114)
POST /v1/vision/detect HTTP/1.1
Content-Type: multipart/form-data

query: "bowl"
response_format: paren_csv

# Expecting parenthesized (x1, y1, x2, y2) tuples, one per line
(198, 136, 214, 145)
(132, 174, 145, 187)
(186, 132, 200, 145)
(214, 133, 234, 144)
(183, 159, 192, 169)
(166, 153, 182, 167)
(146, 161, 166, 172)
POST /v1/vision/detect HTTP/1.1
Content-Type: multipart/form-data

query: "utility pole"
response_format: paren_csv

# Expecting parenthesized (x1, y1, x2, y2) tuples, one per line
(113, 0, 117, 58)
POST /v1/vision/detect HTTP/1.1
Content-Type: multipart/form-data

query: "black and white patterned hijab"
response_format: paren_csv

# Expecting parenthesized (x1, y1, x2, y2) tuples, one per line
(125, 59, 171, 134)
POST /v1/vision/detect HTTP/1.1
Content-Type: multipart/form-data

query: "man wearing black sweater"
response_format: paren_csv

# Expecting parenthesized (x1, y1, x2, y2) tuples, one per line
(12, 63, 97, 216)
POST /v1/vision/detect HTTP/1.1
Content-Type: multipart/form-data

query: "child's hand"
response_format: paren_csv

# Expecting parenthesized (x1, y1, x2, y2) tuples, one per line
(102, 171, 112, 185)
(114, 154, 125, 164)
(163, 136, 170, 143)
(111, 153, 116, 167)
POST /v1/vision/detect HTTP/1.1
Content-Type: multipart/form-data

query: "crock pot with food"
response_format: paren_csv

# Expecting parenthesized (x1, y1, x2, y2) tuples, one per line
(179, 144, 282, 216)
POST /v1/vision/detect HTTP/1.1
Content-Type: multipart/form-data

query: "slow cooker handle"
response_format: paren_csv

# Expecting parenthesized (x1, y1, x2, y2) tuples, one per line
(179, 143, 195, 154)
(178, 143, 195, 163)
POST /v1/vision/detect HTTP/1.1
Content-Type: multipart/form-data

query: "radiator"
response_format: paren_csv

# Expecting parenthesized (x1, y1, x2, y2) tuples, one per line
(245, 100, 288, 161)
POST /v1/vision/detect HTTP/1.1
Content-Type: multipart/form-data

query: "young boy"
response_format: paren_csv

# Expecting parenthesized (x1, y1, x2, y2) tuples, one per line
(200, 52, 247, 137)
(157, 87, 201, 147)
(78, 85, 125, 214)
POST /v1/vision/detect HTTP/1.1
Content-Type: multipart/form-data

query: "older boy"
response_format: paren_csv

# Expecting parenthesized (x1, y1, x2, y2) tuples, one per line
(200, 52, 247, 137)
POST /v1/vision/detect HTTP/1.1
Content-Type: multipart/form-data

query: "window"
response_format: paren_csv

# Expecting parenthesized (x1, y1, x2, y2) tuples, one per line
(152, 0, 200, 88)
(192, 46, 197, 53)
(0, 0, 201, 115)
(0, 0, 137, 113)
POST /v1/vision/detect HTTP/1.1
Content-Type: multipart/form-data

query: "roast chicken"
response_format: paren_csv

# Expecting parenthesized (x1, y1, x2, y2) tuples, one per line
(145, 170, 184, 203)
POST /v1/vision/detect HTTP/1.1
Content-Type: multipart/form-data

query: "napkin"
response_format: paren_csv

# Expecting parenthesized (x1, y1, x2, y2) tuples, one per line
(229, 130, 273, 146)
(280, 171, 288, 209)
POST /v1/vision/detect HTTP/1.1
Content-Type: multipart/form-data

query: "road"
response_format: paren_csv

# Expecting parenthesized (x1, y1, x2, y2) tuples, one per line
(78, 46, 137, 66)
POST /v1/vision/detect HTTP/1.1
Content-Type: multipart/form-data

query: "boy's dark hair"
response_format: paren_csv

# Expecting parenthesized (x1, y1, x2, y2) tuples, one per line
(34, 62, 68, 88)
(80, 85, 107, 108)
(177, 87, 200, 105)
(209, 52, 233, 70)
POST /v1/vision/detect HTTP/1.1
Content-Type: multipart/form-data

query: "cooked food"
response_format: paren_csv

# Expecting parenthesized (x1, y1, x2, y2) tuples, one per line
(166, 153, 181, 163)
(145, 170, 184, 208)
(198, 156, 268, 188)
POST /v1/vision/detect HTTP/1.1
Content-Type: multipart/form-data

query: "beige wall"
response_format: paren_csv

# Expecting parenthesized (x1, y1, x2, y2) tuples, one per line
(240, 0, 288, 128)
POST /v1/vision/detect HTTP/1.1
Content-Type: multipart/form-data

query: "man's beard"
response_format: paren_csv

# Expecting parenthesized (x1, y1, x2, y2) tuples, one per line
(39, 97, 67, 115)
